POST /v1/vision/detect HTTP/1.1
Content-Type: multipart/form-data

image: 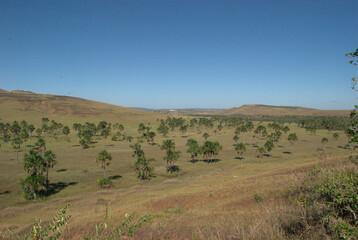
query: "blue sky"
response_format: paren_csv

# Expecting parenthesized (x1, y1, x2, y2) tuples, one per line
(1, 0, 357, 109)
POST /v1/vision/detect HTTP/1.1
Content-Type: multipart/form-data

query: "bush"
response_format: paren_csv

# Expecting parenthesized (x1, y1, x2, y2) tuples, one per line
(284, 165, 358, 239)
(97, 177, 112, 188)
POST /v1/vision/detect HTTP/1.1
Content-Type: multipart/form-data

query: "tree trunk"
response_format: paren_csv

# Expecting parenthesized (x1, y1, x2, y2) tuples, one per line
(103, 165, 106, 178)
(46, 168, 49, 190)
(292, 144, 294, 155)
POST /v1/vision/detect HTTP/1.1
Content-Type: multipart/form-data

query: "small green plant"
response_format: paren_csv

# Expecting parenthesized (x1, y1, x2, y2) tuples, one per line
(97, 177, 112, 188)
(82, 168, 88, 173)
(253, 193, 263, 203)
(164, 206, 186, 214)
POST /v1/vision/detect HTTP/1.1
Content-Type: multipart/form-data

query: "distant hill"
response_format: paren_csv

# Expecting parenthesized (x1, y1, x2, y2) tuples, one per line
(215, 104, 350, 117)
(0, 89, 163, 124)
(134, 107, 224, 115)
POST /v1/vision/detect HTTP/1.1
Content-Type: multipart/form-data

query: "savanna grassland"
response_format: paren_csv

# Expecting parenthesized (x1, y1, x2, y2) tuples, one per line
(0, 90, 357, 239)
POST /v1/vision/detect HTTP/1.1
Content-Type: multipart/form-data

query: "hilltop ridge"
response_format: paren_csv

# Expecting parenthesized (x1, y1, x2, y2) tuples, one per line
(215, 104, 349, 117)
(0, 89, 163, 124)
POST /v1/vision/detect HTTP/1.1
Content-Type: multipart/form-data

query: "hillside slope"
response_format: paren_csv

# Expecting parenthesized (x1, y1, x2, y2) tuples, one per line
(216, 104, 350, 117)
(0, 89, 163, 124)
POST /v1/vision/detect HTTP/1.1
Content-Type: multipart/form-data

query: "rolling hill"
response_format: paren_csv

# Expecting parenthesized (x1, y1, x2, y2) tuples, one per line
(134, 107, 224, 114)
(215, 104, 350, 117)
(0, 89, 164, 124)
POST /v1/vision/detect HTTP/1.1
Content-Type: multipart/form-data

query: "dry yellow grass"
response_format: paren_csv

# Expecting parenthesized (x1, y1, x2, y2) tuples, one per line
(0, 116, 353, 239)
(0, 89, 164, 125)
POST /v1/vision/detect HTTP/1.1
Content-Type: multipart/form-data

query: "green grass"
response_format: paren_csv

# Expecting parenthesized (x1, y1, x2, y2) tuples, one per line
(0, 120, 354, 238)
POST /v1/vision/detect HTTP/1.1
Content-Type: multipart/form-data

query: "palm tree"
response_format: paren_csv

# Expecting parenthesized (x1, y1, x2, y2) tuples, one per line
(147, 131, 156, 145)
(126, 135, 133, 142)
(101, 127, 111, 148)
(3, 133, 10, 151)
(180, 125, 188, 136)
(21, 149, 46, 200)
(234, 142, 246, 158)
(41, 117, 49, 124)
(282, 126, 290, 134)
(130, 143, 145, 158)
(254, 125, 267, 144)
(20, 129, 29, 150)
(130, 143, 155, 180)
(35, 137, 46, 157)
(333, 133, 339, 141)
(264, 140, 274, 156)
(161, 140, 180, 172)
(118, 124, 125, 132)
(63, 126, 70, 137)
(202, 132, 210, 140)
(134, 157, 155, 180)
(28, 124, 35, 137)
(36, 128, 42, 137)
(157, 120, 169, 137)
(96, 150, 112, 178)
(256, 147, 266, 158)
(97, 121, 108, 132)
(138, 123, 146, 136)
(12, 136, 23, 162)
(288, 133, 298, 154)
(186, 138, 200, 161)
(10, 121, 21, 136)
(44, 150, 57, 189)
(321, 137, 328, 152)
(233, 134, 239, 143)
(201, 141, 222, 162)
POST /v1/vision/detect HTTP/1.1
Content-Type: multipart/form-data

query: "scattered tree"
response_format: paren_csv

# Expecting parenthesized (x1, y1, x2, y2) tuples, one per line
(21, 149, 46, 200)
(234, 142, 246, 158)
(256, 147, 266, 158)
(288, 133, 298, 154)
(201, 141, 222, 162)
(44, 150, 57, 189)
(333, 133, 339, 141)
(202, 132, 210, 140)
(12, 136, 23, 162)
(96, 150, 112, 178)
(186, 138, 200, 161)
(264, 140, 274, 156)
(161, 140, 180, 173)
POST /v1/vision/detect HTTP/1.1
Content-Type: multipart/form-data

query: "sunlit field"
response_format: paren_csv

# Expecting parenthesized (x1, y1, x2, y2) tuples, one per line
(0, 116, 354, 238)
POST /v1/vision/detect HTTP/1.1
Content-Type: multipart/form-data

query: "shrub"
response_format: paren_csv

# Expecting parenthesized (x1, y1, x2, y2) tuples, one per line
(285, 165, 358, 239)
(97, 177, 112, 188)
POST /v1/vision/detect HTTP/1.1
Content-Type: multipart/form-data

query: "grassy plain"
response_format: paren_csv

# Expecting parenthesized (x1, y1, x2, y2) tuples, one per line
(0, 116, 354, 239)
